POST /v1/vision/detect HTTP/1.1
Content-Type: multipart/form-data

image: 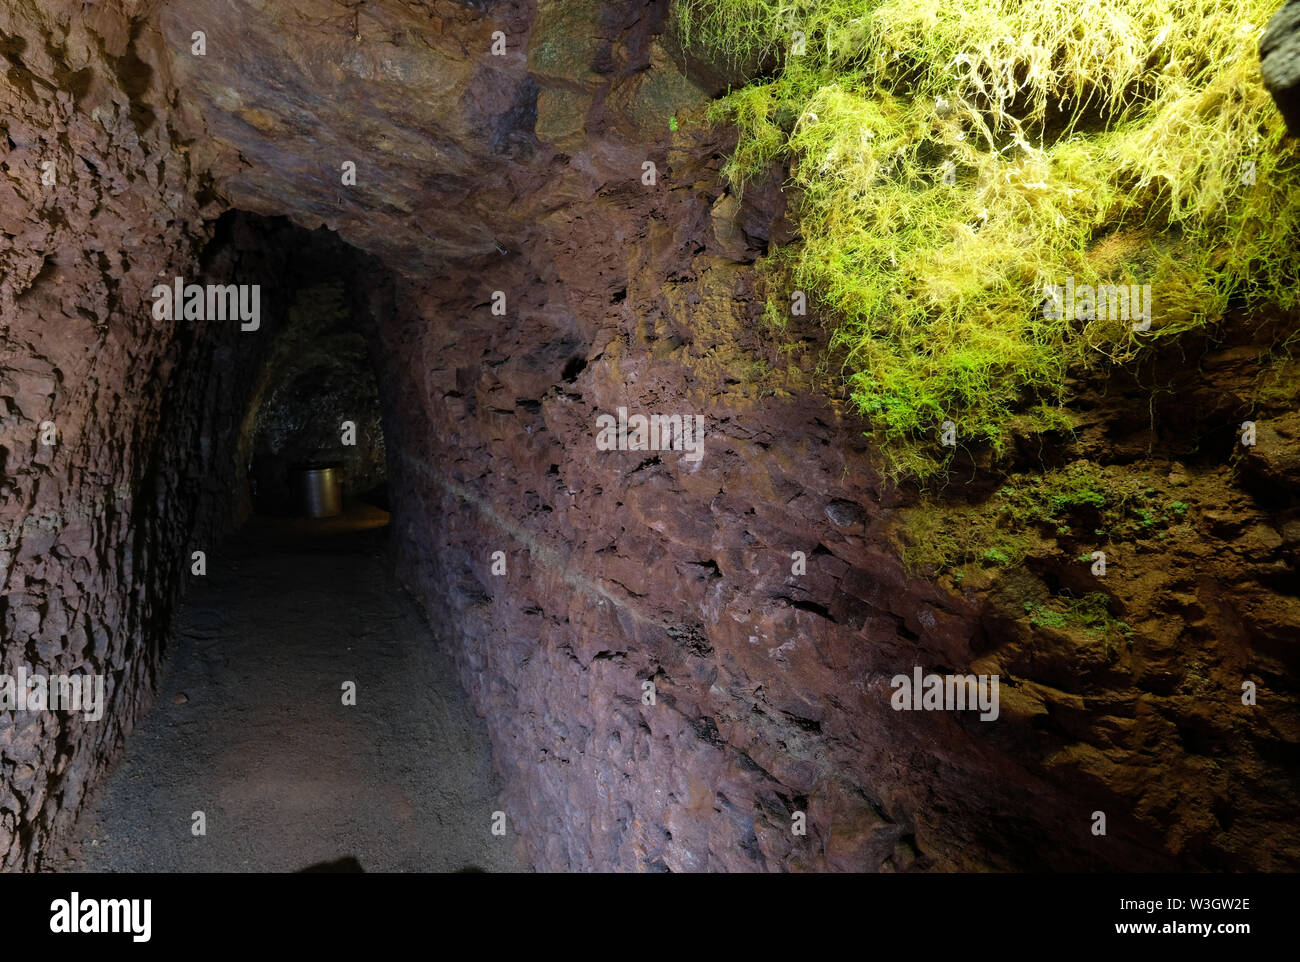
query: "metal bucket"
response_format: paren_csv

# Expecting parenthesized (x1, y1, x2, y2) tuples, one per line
(294, 465, 342, 518)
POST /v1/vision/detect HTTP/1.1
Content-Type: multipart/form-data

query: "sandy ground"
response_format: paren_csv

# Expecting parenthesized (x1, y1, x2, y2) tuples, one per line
(57, 515, 527, 873)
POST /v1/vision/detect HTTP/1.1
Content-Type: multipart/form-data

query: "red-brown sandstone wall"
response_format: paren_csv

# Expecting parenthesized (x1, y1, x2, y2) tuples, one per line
(0, 0, 220, 868)
(372, 172, 1300, 871)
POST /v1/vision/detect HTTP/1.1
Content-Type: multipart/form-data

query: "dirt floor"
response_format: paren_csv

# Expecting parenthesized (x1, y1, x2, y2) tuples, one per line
(55, 510, 527, 872)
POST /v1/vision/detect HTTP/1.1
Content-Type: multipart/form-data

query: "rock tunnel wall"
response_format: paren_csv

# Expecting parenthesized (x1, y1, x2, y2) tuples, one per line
(0, 0, 217, 869)
(328, 2, 1300, 871)
(2, 0, 1297, 872)
(371, 152, 1299, 872)
(364, 6, 1299, 870)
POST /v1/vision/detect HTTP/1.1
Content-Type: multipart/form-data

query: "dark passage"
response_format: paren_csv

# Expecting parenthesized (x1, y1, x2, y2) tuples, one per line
(55, 518, 523, 873)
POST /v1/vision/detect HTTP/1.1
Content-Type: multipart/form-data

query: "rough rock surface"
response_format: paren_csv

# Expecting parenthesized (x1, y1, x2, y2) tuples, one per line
(2, 0, 1297, 872)
(1, 0, 218, 868)
(1262, 0, 1300, 133)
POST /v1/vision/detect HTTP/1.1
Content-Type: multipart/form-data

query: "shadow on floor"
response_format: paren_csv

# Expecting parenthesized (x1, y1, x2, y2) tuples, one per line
(298, 856, 366, 872)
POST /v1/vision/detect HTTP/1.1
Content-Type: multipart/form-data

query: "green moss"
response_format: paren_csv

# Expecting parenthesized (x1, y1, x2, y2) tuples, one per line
(1025, 602, 1070, 630)
(679, 0, 1300, 480)
(1025, 592, 1132, 643)
(1251, 352, 1300, 409)
(761, 293, 789, 331)
(899, 459, 1192, 574)
(743, 357, 770, 379)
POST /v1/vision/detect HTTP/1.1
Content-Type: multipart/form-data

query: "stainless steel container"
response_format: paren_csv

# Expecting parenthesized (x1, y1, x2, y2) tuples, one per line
(295, 466, 342, 518)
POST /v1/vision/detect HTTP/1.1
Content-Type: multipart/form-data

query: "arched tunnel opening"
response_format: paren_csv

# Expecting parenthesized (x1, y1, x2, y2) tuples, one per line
(241, 284, 389, 523)
(188, 212, 394, 529)
(2, 0, 1300, 926)
(34, 212, 525, 872)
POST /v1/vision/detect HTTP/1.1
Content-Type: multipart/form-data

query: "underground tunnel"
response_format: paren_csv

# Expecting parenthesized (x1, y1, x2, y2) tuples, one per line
(1, 0, 1300, 897)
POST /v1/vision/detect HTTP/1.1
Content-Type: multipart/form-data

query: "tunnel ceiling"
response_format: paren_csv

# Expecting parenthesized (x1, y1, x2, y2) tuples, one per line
(152, 0, 705, 272)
